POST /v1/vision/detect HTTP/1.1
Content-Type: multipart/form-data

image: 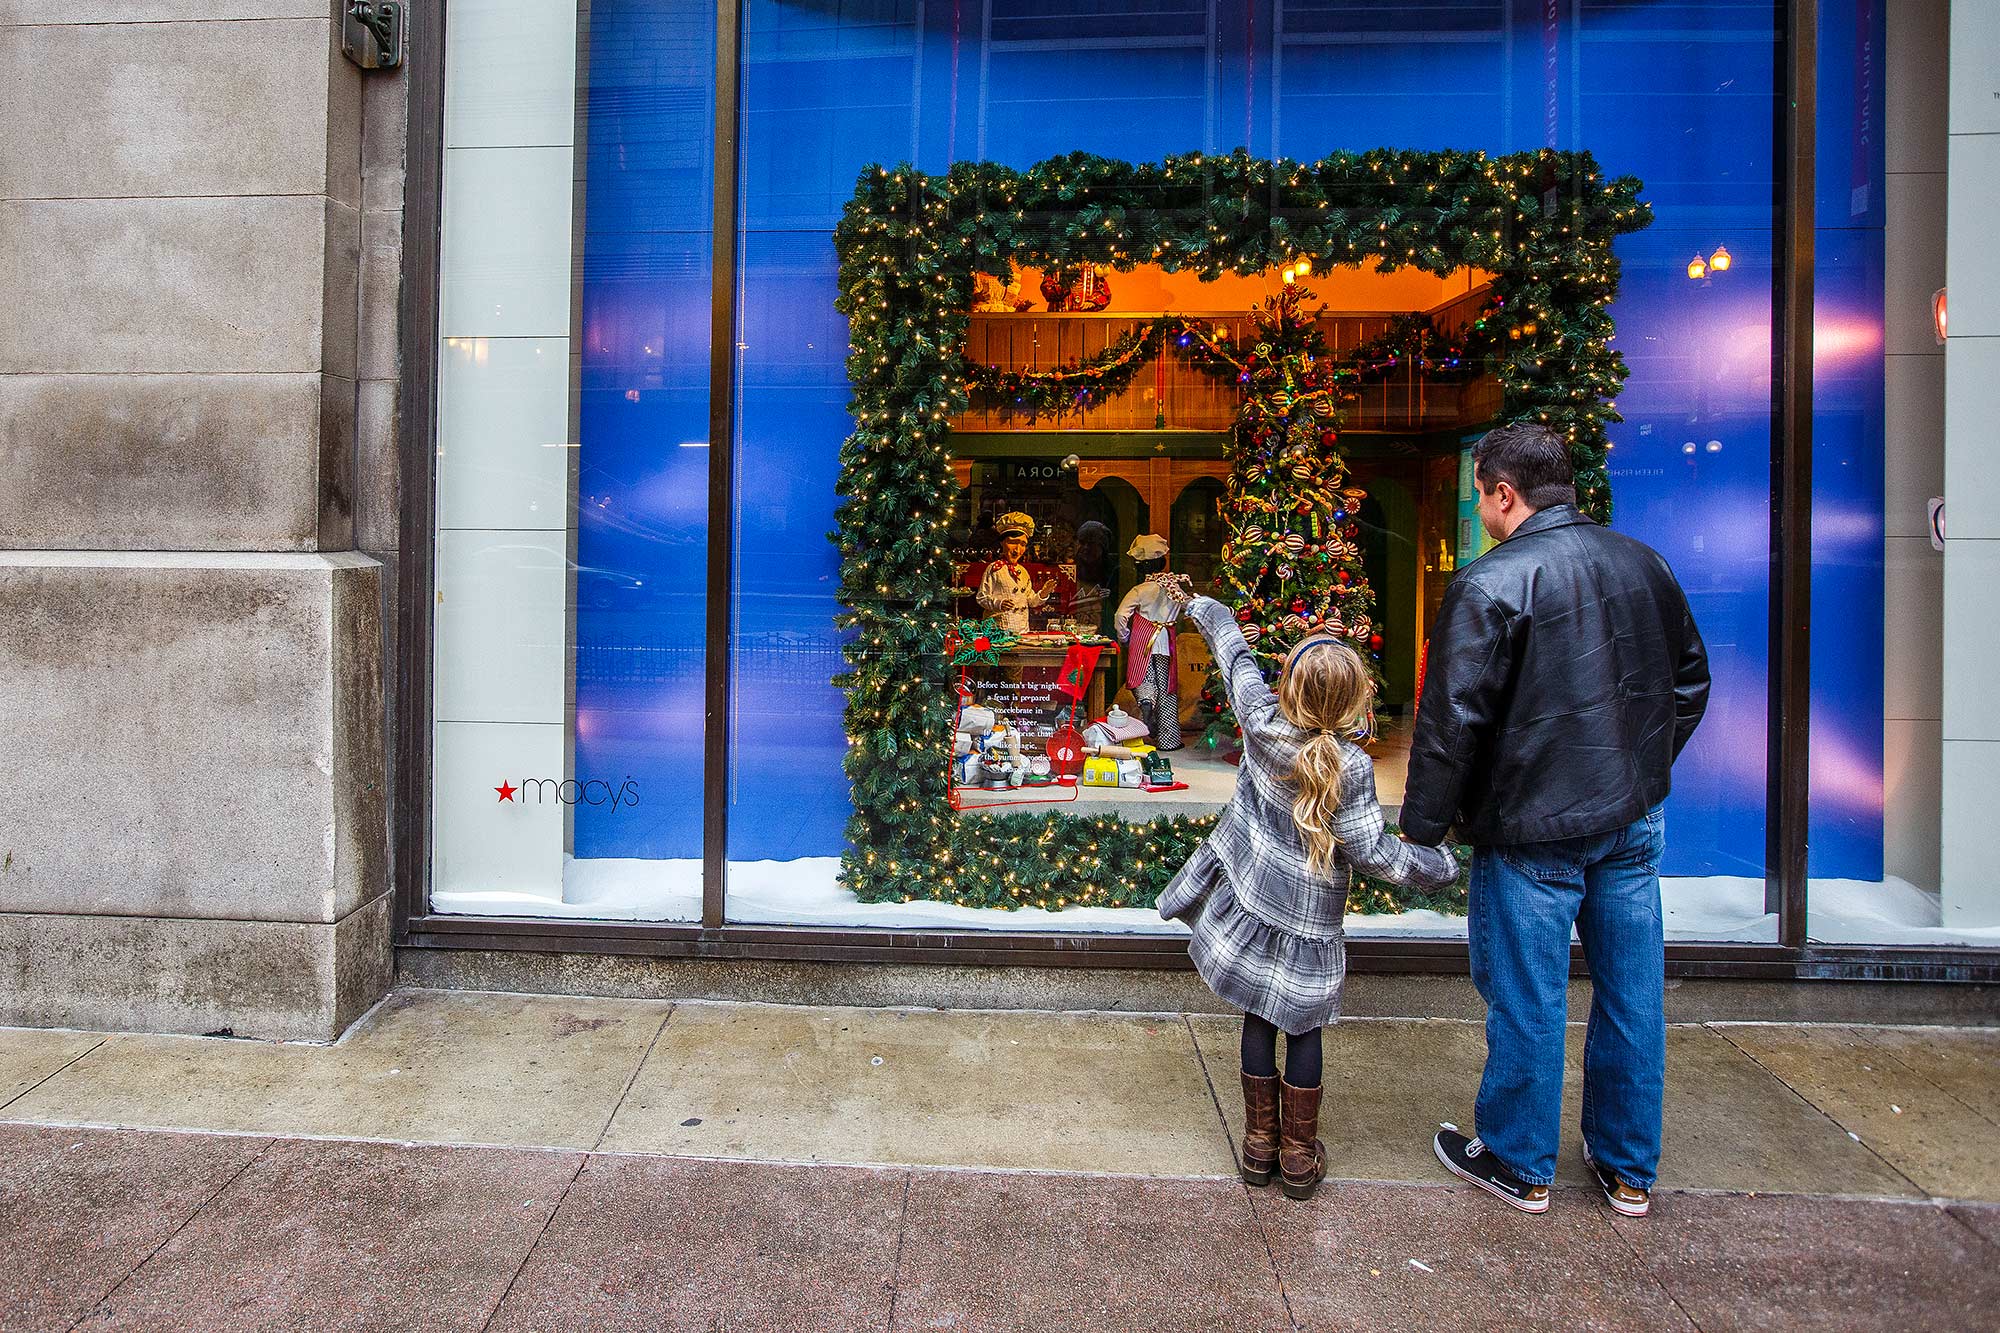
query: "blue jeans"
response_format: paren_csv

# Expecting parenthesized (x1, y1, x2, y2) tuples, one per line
(1468, 807, 1667, 1189)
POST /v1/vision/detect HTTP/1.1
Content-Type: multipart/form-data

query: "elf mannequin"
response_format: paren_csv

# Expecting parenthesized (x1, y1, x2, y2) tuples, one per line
(977, 512, 1056, 634)
(1112, 533, 1184, 750)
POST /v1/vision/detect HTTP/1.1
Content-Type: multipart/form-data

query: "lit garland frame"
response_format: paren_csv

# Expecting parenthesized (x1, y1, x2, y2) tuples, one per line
(832, 148, 1649, 914)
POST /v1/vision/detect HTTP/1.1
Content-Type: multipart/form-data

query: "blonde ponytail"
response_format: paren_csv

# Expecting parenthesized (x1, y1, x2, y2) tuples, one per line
(1275, 634, 1376, 879)
(1290, 731, 1348, 879)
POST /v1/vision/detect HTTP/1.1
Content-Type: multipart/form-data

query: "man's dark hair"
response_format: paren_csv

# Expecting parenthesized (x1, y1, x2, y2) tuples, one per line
(1473, 422, 1577, 511)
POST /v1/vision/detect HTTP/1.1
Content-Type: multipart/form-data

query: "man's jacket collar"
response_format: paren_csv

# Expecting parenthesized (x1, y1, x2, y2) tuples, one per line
(1507, 503, 1595, 542)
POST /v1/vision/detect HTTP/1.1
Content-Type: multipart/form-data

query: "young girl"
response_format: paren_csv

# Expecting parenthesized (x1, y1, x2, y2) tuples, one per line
(1159, 590, 1460, 1200)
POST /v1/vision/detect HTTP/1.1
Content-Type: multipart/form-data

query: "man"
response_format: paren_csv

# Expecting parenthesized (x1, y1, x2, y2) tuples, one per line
(1401, 422, 1709, 1218)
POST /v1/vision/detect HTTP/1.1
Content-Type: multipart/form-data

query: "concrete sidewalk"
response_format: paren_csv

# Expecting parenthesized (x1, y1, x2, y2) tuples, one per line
(2, 989, 1997, 1329)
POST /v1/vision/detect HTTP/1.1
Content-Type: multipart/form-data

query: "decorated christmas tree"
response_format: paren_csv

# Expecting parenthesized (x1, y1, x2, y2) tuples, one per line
(1200, 284, 1381, 726)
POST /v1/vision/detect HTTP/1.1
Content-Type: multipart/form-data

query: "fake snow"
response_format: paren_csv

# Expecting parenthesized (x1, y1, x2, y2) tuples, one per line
(429, 857, 2000, 945)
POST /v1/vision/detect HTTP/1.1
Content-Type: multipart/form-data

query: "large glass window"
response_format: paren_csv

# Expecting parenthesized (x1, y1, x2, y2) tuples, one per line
(427, 0, 1976, 955)
(428, 0, 713, 920)
(714, 0, 1782, 937)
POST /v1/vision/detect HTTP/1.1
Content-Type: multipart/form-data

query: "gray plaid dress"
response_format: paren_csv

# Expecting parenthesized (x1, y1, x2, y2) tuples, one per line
(1160, 597, 1460, 1034)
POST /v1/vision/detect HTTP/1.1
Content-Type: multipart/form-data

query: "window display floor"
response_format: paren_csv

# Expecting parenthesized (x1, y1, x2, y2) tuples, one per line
(952, 715, 1414, 822)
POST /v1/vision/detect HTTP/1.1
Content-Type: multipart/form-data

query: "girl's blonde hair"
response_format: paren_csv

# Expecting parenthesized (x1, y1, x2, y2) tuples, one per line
(1275, 634, 1376, 878)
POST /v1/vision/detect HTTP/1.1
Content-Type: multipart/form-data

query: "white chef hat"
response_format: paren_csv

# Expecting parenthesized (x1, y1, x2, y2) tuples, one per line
(1127, 533, 1169, 561)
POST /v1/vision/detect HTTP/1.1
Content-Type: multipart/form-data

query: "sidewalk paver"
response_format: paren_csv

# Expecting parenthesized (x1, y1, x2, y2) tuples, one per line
(2, 991, 671, 1149)
(601, 1003, 1237, 1174)
(3, 1123, 1999, 1332)
(75, 1138, 583, 1332)
(1190, 1014, 1483, 1183)
(0, 1030, 101, 1105)
(1189, 1016, 1920, 1198)
(1563, 1025, 1920, 1197)
(1950, 1202, 2000, 1247)
(1717, 1023, 2000, 1199)
(486, 1156, 904, 1333)
(1254, 1180, 1695, 1333)
(0, 1124, 269, 1333)
(1851, 1024, 2000, 1126)
(1609, 1192, 2000, 1332)
(891, 1170, 1292, 1333)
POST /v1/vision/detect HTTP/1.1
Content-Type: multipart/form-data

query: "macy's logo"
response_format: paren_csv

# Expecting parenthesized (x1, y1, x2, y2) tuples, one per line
(494, 778, 641, 809)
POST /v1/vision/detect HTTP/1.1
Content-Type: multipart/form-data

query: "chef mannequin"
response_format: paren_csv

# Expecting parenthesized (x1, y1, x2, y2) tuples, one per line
(1111, 533, 1183, 750)
(977, 511, 1056, 634)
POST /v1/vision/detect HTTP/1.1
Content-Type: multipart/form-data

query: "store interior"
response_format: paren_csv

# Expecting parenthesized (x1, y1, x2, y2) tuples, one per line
(942, 260, 1496, 823)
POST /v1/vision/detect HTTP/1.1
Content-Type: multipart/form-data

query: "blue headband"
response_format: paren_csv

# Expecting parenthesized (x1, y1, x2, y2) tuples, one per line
(1286, 636, 1347, 668)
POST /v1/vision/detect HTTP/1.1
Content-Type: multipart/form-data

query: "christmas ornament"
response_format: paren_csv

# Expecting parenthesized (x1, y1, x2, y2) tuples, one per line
(1283, 533, 1304, 555)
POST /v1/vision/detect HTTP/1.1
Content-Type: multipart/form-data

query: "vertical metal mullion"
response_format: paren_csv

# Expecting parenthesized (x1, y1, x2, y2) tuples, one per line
(393, 0, 449, 936)
(1767, 0, 1815, 948)
(703, 0, 743, 930)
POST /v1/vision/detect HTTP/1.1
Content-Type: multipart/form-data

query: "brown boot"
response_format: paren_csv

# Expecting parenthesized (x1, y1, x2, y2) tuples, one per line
(1239, 1072, 1280, 1186)
(1279, 1079, 1327, 1200)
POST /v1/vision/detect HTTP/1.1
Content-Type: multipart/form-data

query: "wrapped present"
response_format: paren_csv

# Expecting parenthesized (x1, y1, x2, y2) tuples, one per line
(1080, 756, 1121, 788)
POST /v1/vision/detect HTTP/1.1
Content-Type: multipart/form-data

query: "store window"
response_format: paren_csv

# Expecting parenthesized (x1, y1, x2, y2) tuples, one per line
(427, 0, 1832, 946)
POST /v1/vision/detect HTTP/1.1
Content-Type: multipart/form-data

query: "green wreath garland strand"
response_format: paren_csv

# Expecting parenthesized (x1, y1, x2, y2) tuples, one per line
(832, 148, 1650, 915)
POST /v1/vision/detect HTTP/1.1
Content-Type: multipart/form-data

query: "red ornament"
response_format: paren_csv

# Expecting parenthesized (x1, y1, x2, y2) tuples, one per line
(1369, 634, 1384, 651)
(972, 635, 991, 652)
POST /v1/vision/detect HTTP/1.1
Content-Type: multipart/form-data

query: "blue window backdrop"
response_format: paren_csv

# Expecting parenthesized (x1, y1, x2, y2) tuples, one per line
(570, 0, 1886, 886)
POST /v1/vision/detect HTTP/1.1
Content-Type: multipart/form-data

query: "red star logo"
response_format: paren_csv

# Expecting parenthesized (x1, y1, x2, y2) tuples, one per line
(495, 781, 517, 802)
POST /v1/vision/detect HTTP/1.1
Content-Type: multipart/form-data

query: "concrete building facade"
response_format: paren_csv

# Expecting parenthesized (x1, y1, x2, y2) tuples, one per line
(2, 2, 1995, 1040)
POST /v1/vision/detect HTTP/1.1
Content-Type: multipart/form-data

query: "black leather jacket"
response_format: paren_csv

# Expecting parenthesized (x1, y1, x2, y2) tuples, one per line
(1399, 505, 1709, 848)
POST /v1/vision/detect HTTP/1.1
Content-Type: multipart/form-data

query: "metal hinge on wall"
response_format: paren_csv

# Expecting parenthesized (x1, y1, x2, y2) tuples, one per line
(341, 1, 404, 70)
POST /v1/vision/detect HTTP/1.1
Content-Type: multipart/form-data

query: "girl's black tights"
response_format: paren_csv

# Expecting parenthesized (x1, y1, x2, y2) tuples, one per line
(1241, 1013, 1323, 1088)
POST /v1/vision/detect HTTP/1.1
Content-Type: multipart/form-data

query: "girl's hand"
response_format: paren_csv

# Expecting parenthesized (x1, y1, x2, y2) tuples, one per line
(1155, 573, 1196, 608)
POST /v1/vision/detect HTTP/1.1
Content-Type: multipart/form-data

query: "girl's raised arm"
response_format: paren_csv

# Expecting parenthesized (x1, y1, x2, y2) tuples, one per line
(1185, 596, 1278, 731)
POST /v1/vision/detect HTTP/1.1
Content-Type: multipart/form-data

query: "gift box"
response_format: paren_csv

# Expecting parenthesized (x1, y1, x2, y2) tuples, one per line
(1081, 756, 1121, 787)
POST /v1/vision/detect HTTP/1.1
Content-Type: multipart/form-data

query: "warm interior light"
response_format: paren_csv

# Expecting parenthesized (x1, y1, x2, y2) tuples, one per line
(1708, 244, 1732, 272)
(1687, 255, 1708, 280)
(1934, 287, 1948, 344)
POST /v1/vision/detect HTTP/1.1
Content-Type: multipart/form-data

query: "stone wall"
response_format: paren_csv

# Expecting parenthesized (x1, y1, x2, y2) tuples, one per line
(0, 3, 405, 1038)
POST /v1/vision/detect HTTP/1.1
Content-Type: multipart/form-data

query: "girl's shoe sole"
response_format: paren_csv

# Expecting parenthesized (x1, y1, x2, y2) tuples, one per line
(1240, 1163, 1274, 1187)
(1433, 1136, 1550, 1213)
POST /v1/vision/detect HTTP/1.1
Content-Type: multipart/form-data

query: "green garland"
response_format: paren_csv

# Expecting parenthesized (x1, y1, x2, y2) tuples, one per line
(832, 148, 1649, 914)
(962, 297, 1506, 421)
